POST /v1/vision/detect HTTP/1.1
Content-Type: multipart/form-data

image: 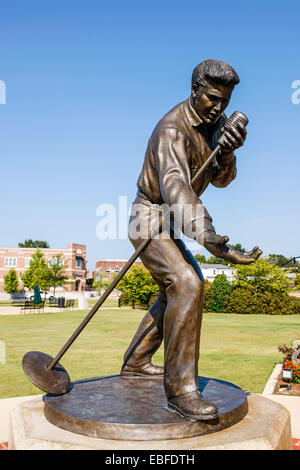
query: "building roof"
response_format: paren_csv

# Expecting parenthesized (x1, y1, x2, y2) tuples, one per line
(198, 263, 233, 270)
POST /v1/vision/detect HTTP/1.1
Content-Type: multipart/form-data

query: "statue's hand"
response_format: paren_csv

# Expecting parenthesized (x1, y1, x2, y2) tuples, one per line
(203, 231, 230, 257)
(218, 120, 247, 154)
(225, 245, 263, 265)
(203, 231, 262, 265)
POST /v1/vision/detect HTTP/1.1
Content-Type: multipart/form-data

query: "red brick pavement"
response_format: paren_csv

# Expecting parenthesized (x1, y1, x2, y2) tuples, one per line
(293, 438, 300, 450)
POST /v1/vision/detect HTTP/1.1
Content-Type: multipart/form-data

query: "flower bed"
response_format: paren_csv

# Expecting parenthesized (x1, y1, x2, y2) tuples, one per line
(273, 361, 300, 396)
(282, 360, 300, 384)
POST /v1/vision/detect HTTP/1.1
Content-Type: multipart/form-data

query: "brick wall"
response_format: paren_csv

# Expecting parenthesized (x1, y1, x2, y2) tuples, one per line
(0, 243, 87, 292)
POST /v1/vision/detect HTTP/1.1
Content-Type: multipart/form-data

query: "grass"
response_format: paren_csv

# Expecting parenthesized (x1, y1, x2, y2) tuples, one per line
(88, 297, 118, 308)
(0, 309, 300, 398)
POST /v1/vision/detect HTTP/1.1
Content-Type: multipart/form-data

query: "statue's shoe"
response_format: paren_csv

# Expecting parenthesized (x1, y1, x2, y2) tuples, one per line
(121, 362, 164, 378)
(168, 391, 218, 421)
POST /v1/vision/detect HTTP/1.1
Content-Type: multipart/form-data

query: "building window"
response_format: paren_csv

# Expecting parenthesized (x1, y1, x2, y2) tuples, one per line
(76, 257, 83, 268)
(4, 257, 17, 268)
(25, 257, 33, 268)
(49, 257, 64, 267)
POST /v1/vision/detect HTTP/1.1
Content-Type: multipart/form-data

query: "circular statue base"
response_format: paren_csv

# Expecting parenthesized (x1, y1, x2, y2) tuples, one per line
(43, 375, 248, 441)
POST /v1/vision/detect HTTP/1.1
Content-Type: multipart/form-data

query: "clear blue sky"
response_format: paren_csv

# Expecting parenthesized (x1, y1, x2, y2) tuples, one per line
(0, 1, 299, 268)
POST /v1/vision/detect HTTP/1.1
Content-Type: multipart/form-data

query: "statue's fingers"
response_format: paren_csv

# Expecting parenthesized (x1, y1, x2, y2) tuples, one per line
(236, 122, 248, 139)
(227, 127, 244, 146)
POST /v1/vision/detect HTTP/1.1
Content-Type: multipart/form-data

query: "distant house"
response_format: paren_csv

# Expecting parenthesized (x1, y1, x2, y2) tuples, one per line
(197, 263, 236, 283)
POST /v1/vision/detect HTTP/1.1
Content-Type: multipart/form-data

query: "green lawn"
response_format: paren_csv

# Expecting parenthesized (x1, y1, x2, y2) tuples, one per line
(0, 309, 299, 398)
(88, 297, 118, 308)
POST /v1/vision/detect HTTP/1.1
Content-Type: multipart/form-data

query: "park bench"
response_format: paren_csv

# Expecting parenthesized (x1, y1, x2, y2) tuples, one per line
(20, 301, 45, 314)
(48, 298, 59, 308)
(11, 299, 29, 307)
(48, 298, 75, 310)
(65, 299, 75, 310)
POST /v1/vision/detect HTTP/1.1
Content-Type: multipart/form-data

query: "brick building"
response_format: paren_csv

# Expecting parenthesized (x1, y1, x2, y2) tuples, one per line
(95, 259, 143, 280)
(0, 243, 87, 293)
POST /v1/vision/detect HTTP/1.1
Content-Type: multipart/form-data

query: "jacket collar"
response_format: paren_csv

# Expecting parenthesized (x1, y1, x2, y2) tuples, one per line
(184, 97, 224, 129)
(184, 97, 203, 127)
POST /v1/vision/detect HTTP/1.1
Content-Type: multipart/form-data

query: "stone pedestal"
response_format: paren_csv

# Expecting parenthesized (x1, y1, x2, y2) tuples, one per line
(77, 293, 88, 310)
(9, 386, 292, 450)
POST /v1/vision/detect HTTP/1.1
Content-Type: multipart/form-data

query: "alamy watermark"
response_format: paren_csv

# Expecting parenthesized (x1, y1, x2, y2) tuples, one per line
(291, 80, 300, 104)
(0, 341, 6, 364)
(96, 195, 210, 252)
(0, 80, 6, 104)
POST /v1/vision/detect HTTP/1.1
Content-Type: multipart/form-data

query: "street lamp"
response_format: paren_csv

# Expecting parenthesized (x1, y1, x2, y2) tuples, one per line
(281, 256, 300, 267)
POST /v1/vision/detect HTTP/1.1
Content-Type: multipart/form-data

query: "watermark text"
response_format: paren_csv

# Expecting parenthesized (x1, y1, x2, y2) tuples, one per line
(0, 80, 6, 104)
(96, 196, 209, 252)
(0, 341, 6, 364)
(291, 80, 300, 104)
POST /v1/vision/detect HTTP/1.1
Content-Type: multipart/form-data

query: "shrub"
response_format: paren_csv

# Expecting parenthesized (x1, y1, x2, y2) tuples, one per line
(224, 288, 257, 314)
(294, 274, 300, 290)
(204, 274, 233, 312)
(203, 279, 212, 311)
(225, 288, 300, 315)
(278, 344, 296, 362)
(119, 290, 133, 307)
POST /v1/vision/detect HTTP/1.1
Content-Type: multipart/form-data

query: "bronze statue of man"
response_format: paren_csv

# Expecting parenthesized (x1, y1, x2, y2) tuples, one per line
(121, 59, 262, 421)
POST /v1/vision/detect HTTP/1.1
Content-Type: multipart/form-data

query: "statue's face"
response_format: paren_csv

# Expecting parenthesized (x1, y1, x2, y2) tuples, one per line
(192, 82, 234, 125)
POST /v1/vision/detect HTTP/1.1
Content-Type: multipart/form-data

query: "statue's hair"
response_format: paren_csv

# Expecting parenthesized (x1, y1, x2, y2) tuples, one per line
(192, 59, 240, 91)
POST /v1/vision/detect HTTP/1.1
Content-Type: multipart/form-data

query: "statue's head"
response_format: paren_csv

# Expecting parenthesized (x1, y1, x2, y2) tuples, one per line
(191, 59, 240, 125)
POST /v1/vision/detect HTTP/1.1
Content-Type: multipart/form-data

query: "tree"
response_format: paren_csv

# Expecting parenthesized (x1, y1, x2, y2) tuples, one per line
(92, 272, 110, 293)
(47, 255, 69, 296)
(231, 243, 246, 253)
(204, 274, 233, 312)
(194, 254, 206, 264)
(206, 244, 247, 266)
(21, 249, 51, 291)
(233, 258, 290, 295)
(18, 239, 50, 248)
(267, 254, 300, 272)
(4, 269, 19, 294)
(206, 255, 229, 266)
(118, 265, 159, 308)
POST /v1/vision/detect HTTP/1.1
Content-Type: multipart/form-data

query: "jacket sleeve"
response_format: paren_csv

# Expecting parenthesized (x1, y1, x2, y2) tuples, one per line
(151, 126, 215, 243)
(210, 152, 237, 188)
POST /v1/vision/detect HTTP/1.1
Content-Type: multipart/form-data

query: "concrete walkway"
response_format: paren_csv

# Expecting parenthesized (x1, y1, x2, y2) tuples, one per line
(0, 306, 134, 315)
(0, 307, 64, 315)
(261, 362, 300, 441)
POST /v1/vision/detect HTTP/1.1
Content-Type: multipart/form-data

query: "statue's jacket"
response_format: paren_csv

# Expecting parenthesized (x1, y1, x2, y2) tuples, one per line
(131, 98, 237, 242)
